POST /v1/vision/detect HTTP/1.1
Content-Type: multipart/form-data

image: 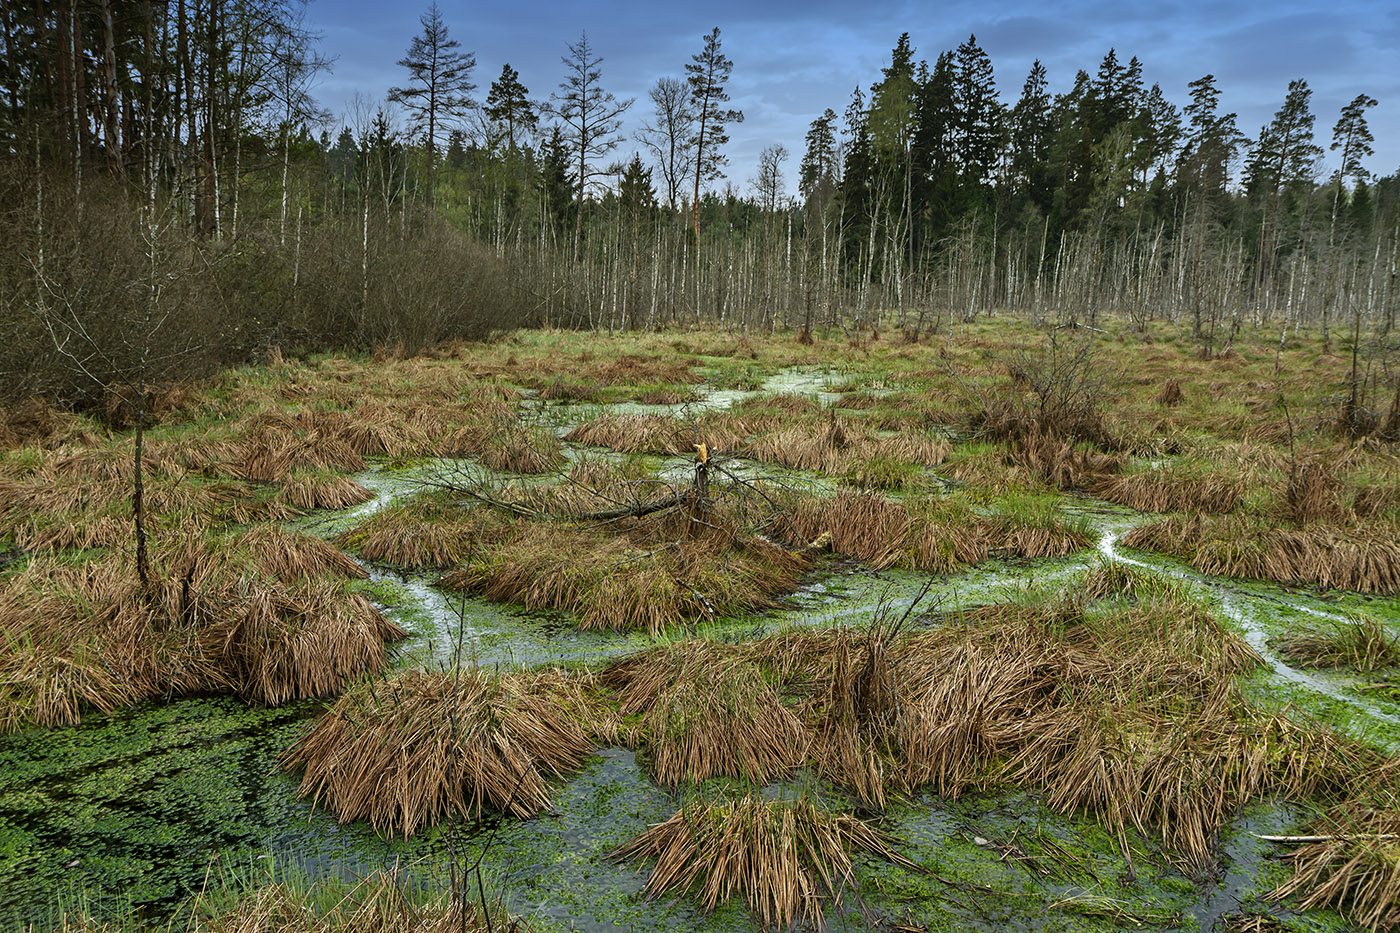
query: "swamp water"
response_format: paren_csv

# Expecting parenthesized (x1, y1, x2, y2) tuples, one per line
(2, 374, 1394, 931)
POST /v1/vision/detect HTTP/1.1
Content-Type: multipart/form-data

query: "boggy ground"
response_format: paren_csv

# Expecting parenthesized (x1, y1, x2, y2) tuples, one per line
(2, 318, 1399, 932)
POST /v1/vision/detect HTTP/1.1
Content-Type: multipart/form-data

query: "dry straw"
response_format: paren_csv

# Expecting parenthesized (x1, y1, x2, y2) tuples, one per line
(603, 641, 809, 786)
(1270, 807, 1400, 931)
(613, 793, 915, 931)
(282, 668, 598, 835)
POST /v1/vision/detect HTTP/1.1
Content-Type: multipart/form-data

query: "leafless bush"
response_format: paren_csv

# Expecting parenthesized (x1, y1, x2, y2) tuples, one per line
(963, 329, 1121, 449)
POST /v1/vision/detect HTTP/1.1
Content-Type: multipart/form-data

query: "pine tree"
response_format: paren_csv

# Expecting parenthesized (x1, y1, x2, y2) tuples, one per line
(686, 27, 743, 247)
(1178, 74, 1244, 199)
(484, 63, 535, 151)
(1331, 92, 1378, 230)
(387, 2, 475, 206)
(1246, 79, 1321, 199)
(799, 108, 839, 204)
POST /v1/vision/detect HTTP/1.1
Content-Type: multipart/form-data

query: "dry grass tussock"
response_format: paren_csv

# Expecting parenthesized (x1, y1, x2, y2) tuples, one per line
(275, 471, 375, 511)
(745, 415, 949, 476)
(237, 525, 368, 581)
(1158, 378, 1185, 407)
(185, 868, 526, 933)
(1272, 615, 1400, 672)
(1092, 465, 1245, 514)
(441, 498, 810, 632)
(1005, 428, 1124, 490)
(338, 497, 513, 569)
(564, 412, 746, 456)
(1270, 806, 1400, 931)
(282, 668, 599, 835)
(735, 580, 1373, 871)
(0, 397, 92, 449)
(613, 793, 915, 931)
(770, 489, 1091, 573)
(0, 539, 405, 730)
(587, 352, 701, 387)
(1284, 458, 1347, 525)
(1122, 515, 1400, 594)
(602, 641, 808, 786)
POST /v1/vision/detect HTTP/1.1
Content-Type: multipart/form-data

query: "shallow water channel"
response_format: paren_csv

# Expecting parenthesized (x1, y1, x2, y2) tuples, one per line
(2, 375, 1397, 931)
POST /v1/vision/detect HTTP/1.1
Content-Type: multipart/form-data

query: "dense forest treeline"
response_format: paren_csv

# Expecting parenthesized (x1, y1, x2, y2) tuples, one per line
(1, 1, 1397, 412)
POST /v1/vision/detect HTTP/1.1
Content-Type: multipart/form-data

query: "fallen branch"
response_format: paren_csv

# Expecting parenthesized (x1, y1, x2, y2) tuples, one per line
(1254, 833, 1400, 843)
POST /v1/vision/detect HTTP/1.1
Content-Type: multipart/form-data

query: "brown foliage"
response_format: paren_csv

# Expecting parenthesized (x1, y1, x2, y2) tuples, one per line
(1158, 378, 1185, 407)
(603, 641, 809, 786)
(1122, 515, 1400, 594)
(613, 793, 913, 931)
(282, 668, 597, 834)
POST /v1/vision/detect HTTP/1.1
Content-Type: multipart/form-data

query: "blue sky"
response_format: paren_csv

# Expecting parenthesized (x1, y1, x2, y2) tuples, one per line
(307, 0, 1399, 199)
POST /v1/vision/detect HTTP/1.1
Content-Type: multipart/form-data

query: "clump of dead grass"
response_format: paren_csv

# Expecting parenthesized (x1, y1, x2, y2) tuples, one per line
(1270, 806, 1400, 931)
(1158, 378, 1185, 407)
(1092, 465, 1245, 514)
(1271, 616, 1400, 672)
(564, 413, 745, 456)
(770, 489, 1091, 573)
(183, 868, 523, 933)
(282, 668, 598, 835)
(732, 579, 1370, 871)
(275, 471, 376, 511)
(338, 497, 509, 569)
(1005, 428, 1124, 490)
(0, 541, 406, 730)
(603, 641, 809, 786)
(0, 397, 91, 449)
(613, 793, 914, 931)
(441, 500, 809, 632)
(1122, 515, 1400, 594)
(237, 525, 368, 581)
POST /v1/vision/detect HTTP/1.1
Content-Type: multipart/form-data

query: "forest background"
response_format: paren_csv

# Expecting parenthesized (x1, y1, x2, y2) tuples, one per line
(1, 0, 1397, 414)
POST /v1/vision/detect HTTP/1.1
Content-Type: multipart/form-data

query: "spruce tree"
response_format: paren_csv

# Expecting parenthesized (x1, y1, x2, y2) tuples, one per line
(1010, 60, 1052, 205)
(952, 35, 1003, 190)
(912, 52, 960, 245)
(1331, 92, 1378, 229)
(799, 108, 839, 204)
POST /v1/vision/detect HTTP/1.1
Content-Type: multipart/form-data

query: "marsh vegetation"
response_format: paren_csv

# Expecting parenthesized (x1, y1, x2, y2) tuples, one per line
(2, 322, 1400, 932)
